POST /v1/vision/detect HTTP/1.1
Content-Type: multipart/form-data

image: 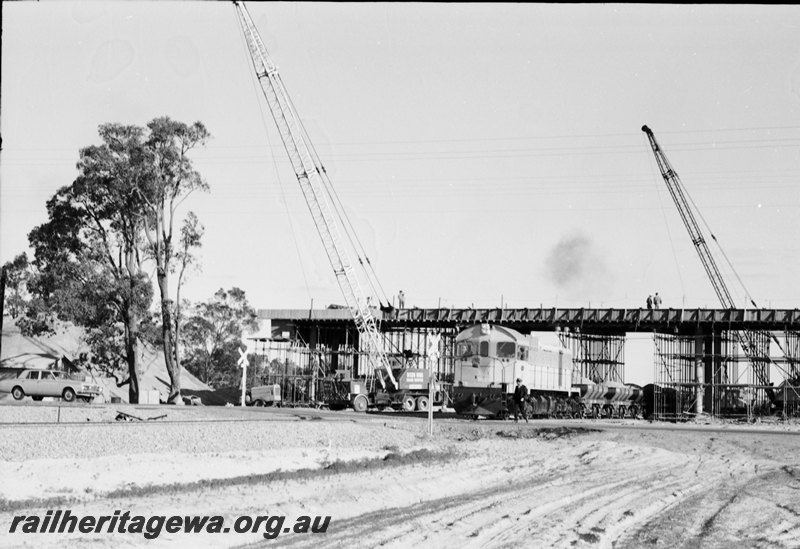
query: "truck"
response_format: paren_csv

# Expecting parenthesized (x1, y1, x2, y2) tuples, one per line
(318, 367, 449, 413)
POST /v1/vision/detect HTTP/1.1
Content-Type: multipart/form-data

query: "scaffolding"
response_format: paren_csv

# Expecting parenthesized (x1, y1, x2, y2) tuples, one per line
(559, 332, 625, 384)
(784, 330, 800, 381)
(249, 339, 326, 406)
(248, 327, 456, 406)
(380, 327, 456, 383)
(652, 330, 800, 420)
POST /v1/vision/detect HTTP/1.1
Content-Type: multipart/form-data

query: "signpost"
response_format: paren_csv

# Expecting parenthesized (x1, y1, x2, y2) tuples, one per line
(238, 346, 247, 407)
(428, 374, 434, 437)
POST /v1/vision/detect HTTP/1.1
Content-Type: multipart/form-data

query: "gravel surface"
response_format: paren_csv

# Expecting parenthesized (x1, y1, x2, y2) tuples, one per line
(4, 402, 800, 462)
(0, 401, 287, 423)
(0, 403, 432, 461)
(4, 402, 800, 549)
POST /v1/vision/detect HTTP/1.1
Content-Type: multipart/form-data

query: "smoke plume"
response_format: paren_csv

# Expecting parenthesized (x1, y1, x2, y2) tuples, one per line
(545, 233, 612, 296)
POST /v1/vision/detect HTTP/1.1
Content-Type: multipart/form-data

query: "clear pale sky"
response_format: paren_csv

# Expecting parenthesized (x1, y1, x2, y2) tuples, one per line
(2, 3, 800, 384)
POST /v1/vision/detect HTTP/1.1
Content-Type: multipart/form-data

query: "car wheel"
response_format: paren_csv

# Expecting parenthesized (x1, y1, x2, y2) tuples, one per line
(11, 386, 25, 400)
(62, 388, 77, 402)
(253, 399, 264, 407)
(352, 394, 369, 413)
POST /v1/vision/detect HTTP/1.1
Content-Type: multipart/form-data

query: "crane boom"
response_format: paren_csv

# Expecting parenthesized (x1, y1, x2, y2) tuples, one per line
(641, 126, 737, 309)
(233, 2, 397, 390)
(641, 125, 771, 385)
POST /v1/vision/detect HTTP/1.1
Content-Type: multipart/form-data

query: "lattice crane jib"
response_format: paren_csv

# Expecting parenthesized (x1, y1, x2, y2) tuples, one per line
(642, 125, 771, 385)
(233, 2, 396, 391)
(641, 126, 737, 309)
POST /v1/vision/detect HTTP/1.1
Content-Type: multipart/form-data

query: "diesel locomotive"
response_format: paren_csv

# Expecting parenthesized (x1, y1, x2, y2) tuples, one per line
(451, 324, 643, 419)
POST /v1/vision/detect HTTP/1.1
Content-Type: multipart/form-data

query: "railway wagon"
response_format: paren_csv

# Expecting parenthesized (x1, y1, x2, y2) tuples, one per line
(451, 324, 577, 418)
(575, 380, 644, 418)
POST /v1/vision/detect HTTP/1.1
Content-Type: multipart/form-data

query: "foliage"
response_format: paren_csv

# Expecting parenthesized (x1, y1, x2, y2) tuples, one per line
(2, 253, 32, 318)
(22, 124, 156, 401)
(10, 117, 211, 403)
(181, 288, 259, 388)
(137, 117, 210, 403)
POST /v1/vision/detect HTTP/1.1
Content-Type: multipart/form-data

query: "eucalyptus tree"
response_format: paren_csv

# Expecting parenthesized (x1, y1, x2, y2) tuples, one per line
(24, 119, 209, 403)
(138, 117, 210, 403)
(25, 123, 153, 402)
(1, 253, 31, 319)
(182, 288, 259, 387)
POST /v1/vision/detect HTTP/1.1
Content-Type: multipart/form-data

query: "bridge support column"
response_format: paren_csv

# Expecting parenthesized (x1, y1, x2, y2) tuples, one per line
(694, 333, 704, 415)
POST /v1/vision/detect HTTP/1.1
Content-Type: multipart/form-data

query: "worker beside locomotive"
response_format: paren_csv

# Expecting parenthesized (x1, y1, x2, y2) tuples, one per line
(451, 324, 643, 419)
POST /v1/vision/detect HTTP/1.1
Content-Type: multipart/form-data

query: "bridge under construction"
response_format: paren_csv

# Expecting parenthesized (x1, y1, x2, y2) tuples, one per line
(218, 4, 800, 420)
(254, 307, 800, 419)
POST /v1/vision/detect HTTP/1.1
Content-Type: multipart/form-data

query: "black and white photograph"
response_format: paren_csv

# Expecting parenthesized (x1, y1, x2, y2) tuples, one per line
(2, 2, 800, 547)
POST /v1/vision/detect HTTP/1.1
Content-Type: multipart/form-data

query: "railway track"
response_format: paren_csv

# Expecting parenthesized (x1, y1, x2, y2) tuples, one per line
(3, 401, 800, 438)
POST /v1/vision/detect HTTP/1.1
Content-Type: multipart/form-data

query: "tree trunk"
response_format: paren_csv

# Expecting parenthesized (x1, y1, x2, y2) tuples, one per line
(125, 311, 141, 404)
(157, 267, 182, 404)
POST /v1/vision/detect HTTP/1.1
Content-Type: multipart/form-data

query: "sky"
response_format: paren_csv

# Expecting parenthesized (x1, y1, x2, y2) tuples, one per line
(2, 3, 800, 384)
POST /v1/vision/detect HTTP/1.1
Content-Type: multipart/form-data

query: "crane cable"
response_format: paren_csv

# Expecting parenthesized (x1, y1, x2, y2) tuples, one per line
(643, 133, 760, 309)
(644, 131, 793, 379)
(651, 136, 790, 357)
(643, 138, 686, 304)
(282, 81, 393, 309)
(677, 171, 759, 310)
(232, 5, 313, 302)
(232, 2, 404, 368)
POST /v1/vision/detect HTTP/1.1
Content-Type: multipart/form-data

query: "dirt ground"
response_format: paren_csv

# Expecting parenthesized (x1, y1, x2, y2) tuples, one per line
(2, 404, 800, 548)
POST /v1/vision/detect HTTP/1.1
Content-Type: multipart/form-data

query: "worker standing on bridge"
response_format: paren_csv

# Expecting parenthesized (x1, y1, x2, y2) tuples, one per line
(654, 292, 662, 309)
(513, 378, 529, 423)
(646, 295, 653, 309)
(398, 290, 405, 309)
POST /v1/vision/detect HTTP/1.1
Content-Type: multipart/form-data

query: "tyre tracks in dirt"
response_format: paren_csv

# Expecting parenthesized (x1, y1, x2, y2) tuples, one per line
(241, 432, 789, 549)
(4, 422, 800, 548)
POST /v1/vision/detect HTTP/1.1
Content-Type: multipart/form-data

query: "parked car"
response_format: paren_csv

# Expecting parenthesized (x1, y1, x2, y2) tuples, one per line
(0, 369, 104, 403)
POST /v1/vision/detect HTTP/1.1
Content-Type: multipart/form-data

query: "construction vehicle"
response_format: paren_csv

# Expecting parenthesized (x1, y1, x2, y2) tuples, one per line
(641, 125, 778, 388)
(319, 366, 446, 412)
(232, 2, 444, 411)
